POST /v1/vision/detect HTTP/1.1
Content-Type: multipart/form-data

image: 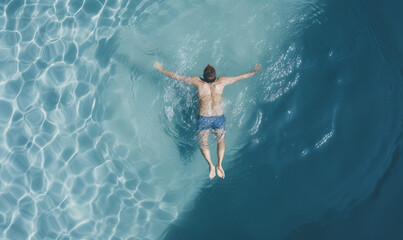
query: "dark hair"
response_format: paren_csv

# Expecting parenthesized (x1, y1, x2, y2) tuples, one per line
(203, 64, 216, 83)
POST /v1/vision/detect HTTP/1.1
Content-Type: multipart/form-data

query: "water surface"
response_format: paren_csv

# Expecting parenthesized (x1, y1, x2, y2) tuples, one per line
(0, 0, 402, 239)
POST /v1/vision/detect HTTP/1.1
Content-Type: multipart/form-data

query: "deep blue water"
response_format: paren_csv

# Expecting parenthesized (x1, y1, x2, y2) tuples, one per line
(0, 0, 402, 239)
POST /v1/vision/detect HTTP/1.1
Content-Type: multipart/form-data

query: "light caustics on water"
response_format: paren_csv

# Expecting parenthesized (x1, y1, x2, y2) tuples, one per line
(1, 0, 403, 239)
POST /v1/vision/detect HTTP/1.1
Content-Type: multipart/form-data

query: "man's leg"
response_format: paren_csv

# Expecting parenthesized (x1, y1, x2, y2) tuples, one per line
(199, 130, 216, 179)
(214, 129, 226, 178)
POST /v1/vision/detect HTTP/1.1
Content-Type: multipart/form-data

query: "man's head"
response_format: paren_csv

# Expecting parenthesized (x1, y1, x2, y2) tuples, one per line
(203, 64, 216, 83)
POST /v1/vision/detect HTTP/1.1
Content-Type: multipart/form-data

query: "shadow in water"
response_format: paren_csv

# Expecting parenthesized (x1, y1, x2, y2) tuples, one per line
(161, 85, 201, 165)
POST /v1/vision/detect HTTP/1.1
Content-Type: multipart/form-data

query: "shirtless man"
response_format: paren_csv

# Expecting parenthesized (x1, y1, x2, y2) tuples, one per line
(154, 62, 261, 179)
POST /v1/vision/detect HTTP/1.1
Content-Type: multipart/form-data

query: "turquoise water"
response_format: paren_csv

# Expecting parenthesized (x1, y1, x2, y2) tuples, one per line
(1, 0, 403, 239)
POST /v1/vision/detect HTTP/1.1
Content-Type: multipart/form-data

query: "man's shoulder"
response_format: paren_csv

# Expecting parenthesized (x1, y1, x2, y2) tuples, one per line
(216, 76, 228, 81)
(191, 77, 203, 85)
(216, 76, 229, 85)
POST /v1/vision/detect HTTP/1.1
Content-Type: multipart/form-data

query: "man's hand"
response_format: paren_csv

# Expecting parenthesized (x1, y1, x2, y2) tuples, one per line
(253, 64, 262, 73)
(154, 61, 163, 71)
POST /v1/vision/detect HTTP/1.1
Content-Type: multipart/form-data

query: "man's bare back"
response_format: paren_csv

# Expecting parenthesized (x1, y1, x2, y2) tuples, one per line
(195, 77, 225, 116)
(154, 62, 261, 179)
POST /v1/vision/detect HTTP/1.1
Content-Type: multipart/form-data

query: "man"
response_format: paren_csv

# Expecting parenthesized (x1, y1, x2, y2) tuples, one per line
(154, 62, 262, 179)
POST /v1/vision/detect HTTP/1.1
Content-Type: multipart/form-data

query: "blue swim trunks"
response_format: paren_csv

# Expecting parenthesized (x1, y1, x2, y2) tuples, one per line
(197, 115, 226, 131)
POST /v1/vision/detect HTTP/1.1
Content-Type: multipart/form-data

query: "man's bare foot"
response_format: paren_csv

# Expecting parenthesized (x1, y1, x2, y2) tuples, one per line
(209, 165, 216, 179)
(216, 165, 225, 179)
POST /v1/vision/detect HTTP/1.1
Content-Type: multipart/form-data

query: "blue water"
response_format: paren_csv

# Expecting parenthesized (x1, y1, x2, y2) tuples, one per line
(0, 0, 402, 239)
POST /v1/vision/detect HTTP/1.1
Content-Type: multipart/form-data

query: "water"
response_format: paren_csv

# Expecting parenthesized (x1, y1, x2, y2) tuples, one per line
(0, 0, 402, 239)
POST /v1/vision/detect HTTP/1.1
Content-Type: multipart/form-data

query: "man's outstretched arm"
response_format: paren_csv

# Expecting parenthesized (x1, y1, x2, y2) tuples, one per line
(154, 61, 198, 85)
(219, 64, 262, 86)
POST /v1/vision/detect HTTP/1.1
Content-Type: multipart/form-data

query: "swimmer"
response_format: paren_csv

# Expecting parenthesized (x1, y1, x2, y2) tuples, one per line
(154, 62, 262, 179)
